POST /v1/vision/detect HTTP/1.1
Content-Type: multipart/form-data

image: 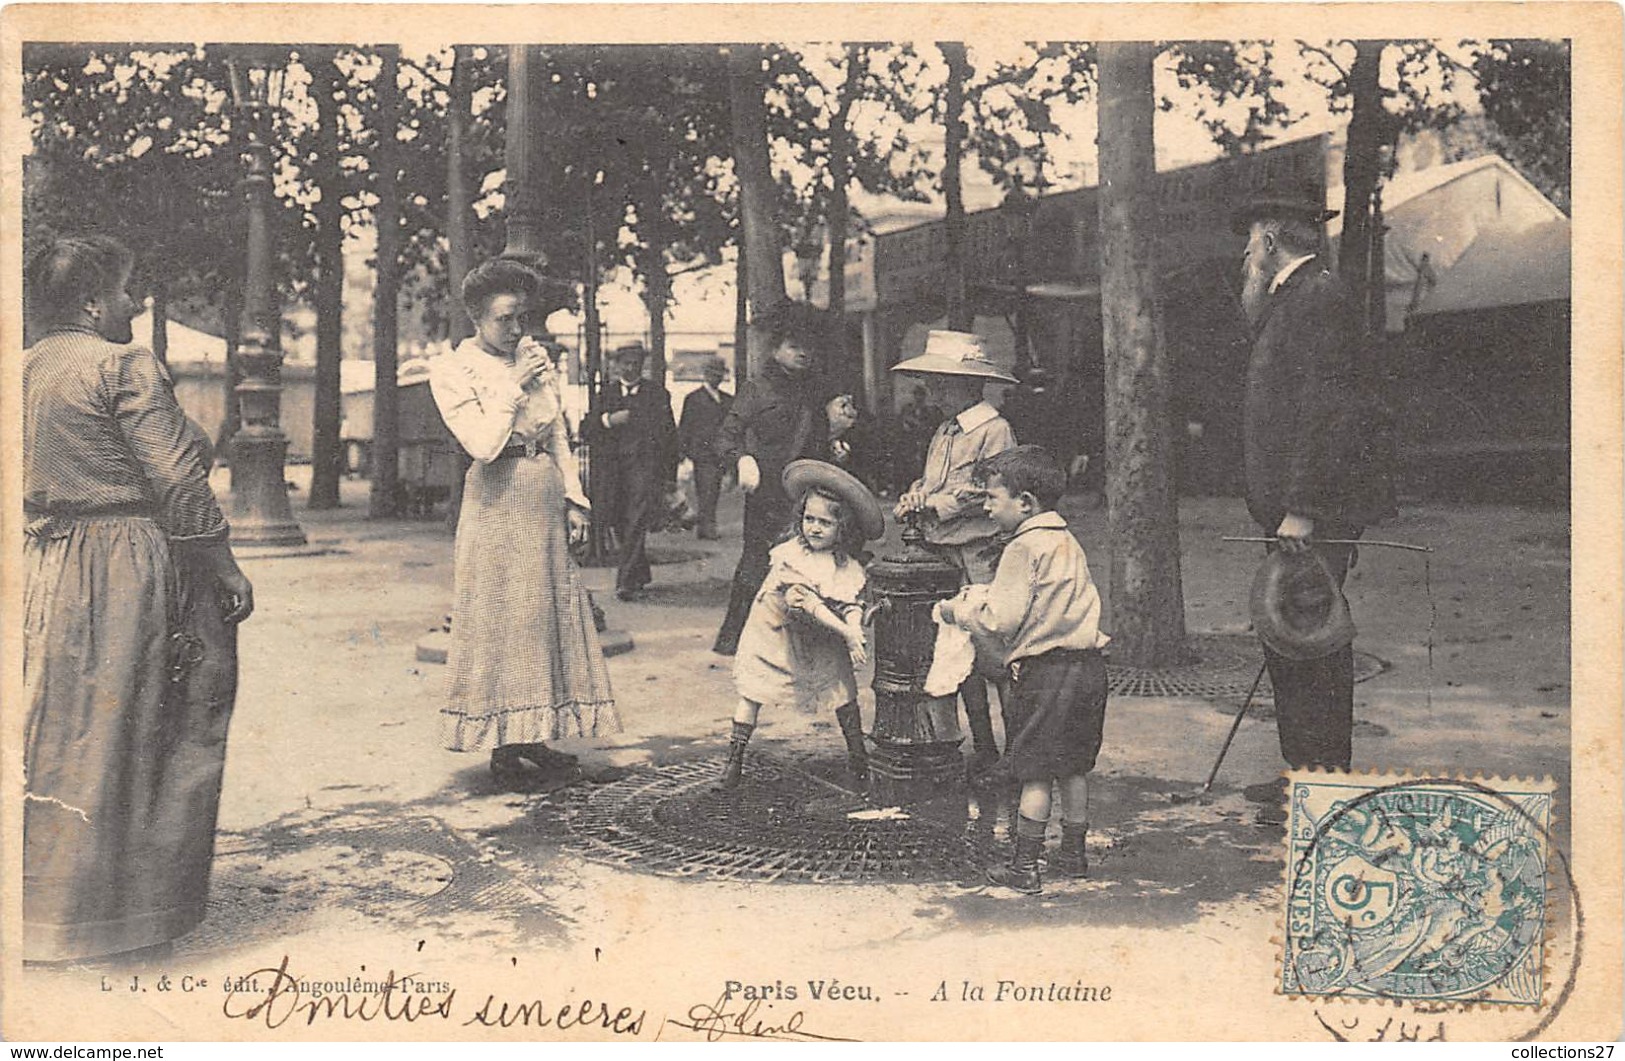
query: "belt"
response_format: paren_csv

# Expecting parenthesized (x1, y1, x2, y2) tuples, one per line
(496, 440, 541, 460)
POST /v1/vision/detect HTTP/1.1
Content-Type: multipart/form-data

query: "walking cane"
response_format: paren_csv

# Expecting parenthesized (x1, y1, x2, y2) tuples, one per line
(1171, 660, 1269, 805)
(1172, 535, 1434, 805)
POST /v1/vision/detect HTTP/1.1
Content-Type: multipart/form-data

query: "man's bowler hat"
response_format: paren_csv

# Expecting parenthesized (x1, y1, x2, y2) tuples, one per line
(1230, 182, 1340, 236)
(1249, 549, 1356, 661)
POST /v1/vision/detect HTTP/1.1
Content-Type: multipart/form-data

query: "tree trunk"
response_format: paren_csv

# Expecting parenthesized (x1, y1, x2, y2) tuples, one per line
(1339, 40, 1385, 337)
(446, 44, 475, 347)
(309, 54, 346, 510)
(221, 273, 243, 481)
(1095, 41, 1187, 668)
(733, 236, 749, 384)
(939, 42, 972, 332)
(638, 179, 671, 380)
(584, 181, 603, 394)
(726, 44, 787, 372)
(151, 277, 169, 366)
(369, 44, 402, 519)
(826, 43, 860, 379)
(445, 44, 475, 530)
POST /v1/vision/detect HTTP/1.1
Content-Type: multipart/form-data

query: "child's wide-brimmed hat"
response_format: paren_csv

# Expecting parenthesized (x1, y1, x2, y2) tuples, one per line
(1249, 549, 1356, 661)
(890, 330, 1017, 383)
(782, 459, 886, 541)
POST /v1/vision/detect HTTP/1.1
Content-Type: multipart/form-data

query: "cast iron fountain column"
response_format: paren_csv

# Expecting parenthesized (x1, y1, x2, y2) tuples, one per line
(864, 514, 966, 804)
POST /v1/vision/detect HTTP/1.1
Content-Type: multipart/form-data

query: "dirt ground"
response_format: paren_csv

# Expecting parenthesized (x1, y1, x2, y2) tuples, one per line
(18, 471, 1585, 1042)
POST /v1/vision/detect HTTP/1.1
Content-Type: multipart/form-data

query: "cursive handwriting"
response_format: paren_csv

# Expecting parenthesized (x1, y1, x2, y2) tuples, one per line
(665, 991, 857, 1042)
(220, 954, 646, 1038)
(222, 956, 455, 1029)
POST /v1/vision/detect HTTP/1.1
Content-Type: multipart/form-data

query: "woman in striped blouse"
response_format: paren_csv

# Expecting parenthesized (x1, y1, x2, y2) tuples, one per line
(22, 235, 253, 963)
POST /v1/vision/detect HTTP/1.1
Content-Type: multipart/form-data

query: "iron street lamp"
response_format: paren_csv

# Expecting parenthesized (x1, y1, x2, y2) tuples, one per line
(224, 44, 306, 545)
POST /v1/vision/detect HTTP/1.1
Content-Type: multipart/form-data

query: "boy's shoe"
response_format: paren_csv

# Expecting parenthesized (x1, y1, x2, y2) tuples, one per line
(1051, 822, 1089, 879)
(986, 831, 1044, 894)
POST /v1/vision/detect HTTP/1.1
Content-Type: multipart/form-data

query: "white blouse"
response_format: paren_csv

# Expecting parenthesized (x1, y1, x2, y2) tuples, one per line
(429, 338, 589, 510)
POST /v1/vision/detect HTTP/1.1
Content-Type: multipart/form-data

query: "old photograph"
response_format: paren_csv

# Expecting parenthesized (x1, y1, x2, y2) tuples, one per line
(3, 3, 1620, 1044)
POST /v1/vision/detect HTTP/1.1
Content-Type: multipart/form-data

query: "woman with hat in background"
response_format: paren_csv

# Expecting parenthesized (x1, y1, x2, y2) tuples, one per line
(892, 329, 1019, 779)
(715, 459, 886, 791)
(22, 234, 253, 962)
(712, 301, 832, 656)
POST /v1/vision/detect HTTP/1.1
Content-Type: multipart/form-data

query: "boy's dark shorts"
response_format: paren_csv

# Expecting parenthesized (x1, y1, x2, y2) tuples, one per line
(1003, 648, 1107, 781)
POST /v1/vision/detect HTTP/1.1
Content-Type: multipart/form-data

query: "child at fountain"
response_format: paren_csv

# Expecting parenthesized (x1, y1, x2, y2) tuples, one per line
(937, 446, 1110, 893)
(891, 329, 1018, 780)
(717, 460, 886, 793)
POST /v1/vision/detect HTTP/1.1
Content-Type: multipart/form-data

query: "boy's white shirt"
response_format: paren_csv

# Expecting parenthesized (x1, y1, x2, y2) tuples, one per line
(948, 511, 1110, 663)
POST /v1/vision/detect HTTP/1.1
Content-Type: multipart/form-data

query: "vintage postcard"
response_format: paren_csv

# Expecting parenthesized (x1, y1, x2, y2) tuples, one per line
(2, 2, 1620, 1044)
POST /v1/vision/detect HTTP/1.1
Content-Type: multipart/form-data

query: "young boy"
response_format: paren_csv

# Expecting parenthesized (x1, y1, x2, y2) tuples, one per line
(891, 330, 1018, 778)
(937, 446, 1110, 894)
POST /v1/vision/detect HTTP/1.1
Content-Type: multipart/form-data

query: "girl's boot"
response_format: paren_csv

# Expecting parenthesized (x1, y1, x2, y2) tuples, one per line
(987, 815, 1046, 894)
(835, 703, 869, 791)
(715, 721, 754, 790)
(1051, 821, 1089, 879)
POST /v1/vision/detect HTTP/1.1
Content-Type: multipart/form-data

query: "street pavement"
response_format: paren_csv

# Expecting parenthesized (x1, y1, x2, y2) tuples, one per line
(20, 470, 1575, 1040)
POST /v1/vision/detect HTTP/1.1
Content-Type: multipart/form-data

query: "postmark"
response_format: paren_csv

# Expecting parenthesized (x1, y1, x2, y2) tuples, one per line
(1281, 771, 1558, 1008)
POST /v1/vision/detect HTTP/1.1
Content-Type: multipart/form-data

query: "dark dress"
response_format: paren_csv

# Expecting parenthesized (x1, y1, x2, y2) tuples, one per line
(678, 385, 733, 538)
(23, 327, 236, 960)
(583, 378, 680, 594)
(712, 362, 828, 654)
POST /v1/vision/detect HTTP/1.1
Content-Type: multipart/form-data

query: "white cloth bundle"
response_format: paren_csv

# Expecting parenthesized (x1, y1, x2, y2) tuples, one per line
(924, 586, 989, 697)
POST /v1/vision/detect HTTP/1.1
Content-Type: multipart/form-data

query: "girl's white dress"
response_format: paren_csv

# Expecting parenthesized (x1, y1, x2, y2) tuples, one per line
(733, 538, 866, 715)
(429, 338, 619, 750)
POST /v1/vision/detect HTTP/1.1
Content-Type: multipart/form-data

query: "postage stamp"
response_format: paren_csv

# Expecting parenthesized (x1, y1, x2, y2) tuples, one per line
(1281, 771, 1557, 1007)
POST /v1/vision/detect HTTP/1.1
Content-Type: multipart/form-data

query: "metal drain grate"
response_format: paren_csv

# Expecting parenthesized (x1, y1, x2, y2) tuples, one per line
(559, 757, 994, 884)
(1106, 634, 1387, 699)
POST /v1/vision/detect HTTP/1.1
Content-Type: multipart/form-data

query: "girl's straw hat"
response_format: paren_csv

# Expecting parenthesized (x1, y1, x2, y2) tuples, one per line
(782, 459, 886, 541)
(890, 330, 1017, 383)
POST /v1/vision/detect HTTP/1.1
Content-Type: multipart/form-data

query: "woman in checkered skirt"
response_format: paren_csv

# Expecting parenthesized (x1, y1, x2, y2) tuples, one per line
(430, 260, 619, 787)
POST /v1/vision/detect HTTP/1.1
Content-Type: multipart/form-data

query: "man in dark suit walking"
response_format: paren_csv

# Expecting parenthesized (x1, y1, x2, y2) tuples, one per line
(584, 342, 679, 601)
(678, 355, 733, 540)
(1233, 186, 1396, 780)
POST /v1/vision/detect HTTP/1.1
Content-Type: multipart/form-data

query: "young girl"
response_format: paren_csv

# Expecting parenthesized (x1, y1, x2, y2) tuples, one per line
(717, 460, 886, 791)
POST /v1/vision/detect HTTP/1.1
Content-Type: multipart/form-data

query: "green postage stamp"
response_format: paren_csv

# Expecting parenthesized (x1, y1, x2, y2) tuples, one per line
(1281, 771, 1558, 1007)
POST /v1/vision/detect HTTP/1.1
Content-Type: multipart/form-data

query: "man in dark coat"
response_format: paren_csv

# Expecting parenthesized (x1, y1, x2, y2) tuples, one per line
(1234, 187, 1396, 778)
(678, 355, 733, 540)
(583, 342, 679, 601)
(712, 301, 830, 655)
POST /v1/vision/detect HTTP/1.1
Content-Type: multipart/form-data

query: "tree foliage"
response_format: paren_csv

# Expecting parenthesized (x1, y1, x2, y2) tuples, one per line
(1472, 39, 1570, 212)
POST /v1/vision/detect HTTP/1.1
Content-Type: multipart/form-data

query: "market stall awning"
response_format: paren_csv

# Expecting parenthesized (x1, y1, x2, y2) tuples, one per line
(1413, 218, 1571, 318)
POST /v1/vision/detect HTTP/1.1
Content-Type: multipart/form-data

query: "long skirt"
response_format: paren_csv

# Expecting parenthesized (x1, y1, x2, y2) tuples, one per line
(441, 454, 619, 750)
(23, 516, 236, 960)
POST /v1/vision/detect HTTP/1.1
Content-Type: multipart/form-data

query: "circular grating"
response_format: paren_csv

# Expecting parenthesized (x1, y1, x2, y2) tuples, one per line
(1105, 633, 1387, 699)
(558, 756, 993, 884)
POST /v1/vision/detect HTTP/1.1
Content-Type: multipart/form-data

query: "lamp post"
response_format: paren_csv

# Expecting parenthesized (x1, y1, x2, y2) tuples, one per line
(999, 183, 1040, 378)
(225, 45, 305, 546)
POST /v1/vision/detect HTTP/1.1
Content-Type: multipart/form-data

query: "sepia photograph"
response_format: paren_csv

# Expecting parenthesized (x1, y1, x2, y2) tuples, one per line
(2, 3, 1619, 1045)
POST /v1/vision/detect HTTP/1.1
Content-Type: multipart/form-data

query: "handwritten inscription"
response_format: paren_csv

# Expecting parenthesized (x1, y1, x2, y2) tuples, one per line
(220, 955, 645, 1037)
(665, 991, 855, 1042)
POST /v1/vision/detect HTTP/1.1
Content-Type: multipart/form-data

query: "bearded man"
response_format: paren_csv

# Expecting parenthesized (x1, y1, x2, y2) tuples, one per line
(1233, 186, 1396, 782)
